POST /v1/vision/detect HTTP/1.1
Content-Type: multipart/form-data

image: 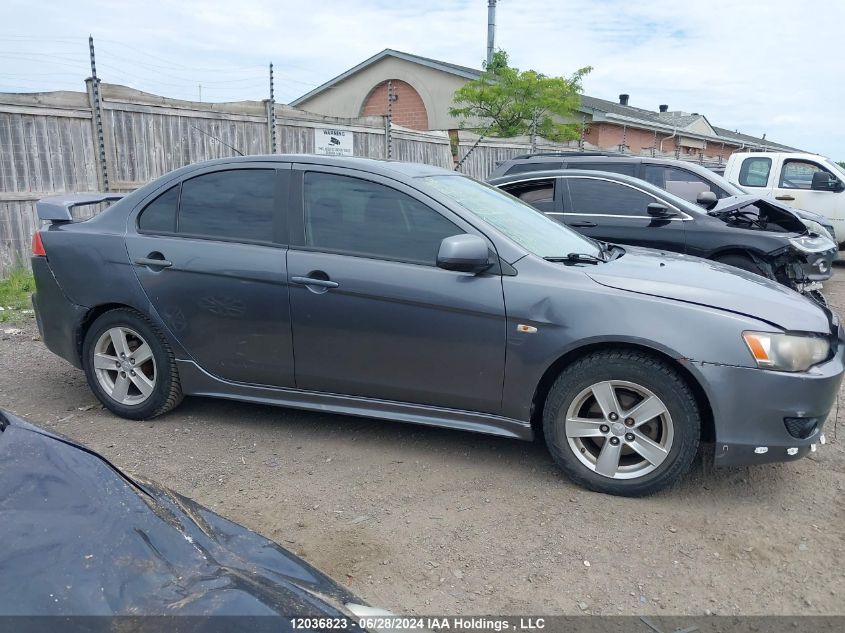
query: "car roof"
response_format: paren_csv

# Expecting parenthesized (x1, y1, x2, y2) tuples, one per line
(502, 153, 729, 173)
(155, 154, 459, 179)
(490, 168, 646, 185)
(494, 154, 739, 190)
(88, 154, 465, 235)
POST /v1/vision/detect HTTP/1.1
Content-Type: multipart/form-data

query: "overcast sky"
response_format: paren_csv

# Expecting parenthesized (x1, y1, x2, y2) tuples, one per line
(3, 0, 843, 158)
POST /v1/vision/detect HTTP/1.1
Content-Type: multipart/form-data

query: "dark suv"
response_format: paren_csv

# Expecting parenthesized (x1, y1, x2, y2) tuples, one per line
(487, 153, 837, 244)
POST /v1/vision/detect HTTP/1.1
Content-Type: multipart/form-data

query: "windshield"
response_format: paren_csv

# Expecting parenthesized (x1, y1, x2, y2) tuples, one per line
(824, 159, 845, 180)
(703, 169, 744, 196)
(421, 175, 601, 258)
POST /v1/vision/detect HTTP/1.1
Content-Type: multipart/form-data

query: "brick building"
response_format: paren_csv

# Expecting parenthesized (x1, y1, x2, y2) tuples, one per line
(291, 49, 799, 162)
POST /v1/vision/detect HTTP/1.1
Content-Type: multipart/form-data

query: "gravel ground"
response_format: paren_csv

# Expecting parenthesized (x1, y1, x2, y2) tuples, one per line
(1, 270, 844, 616)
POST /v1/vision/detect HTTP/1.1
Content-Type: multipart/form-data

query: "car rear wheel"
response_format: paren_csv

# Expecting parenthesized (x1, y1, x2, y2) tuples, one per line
(543, 350, 700, 496)
(82, 308, 183, 420)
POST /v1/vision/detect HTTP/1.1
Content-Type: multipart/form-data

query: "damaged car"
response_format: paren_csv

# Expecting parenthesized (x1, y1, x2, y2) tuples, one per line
(489, 169, 836, 303)
(0, 408, 383, 625)
(486, 152, 838, 246)
(31, 156, 844, 496)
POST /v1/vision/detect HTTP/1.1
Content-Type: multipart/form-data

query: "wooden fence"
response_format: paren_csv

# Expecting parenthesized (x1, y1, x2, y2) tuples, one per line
(0, 83, 577, 276)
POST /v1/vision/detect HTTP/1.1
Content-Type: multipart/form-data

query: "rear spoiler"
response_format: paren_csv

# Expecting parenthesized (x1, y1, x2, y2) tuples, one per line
(36, 193, 125, 223)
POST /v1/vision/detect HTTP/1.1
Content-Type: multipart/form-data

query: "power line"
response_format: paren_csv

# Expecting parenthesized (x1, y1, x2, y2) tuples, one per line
(0, 37, 346, 103)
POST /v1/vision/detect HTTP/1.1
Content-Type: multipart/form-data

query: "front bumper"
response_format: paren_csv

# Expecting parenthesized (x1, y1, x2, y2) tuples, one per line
(800, 246, 837, 281)
(692, 344, 844, 467)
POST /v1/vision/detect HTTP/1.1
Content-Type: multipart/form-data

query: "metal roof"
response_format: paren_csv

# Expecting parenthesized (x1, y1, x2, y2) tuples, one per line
(290, 49, 482, 106)
(291, 50, 800, 151)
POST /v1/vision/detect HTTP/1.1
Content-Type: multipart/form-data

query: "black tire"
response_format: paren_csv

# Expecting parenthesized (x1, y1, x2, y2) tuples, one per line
(82, 308, 183, 420)
(713, 253, 767, 277)
(543, 350, 700, 497)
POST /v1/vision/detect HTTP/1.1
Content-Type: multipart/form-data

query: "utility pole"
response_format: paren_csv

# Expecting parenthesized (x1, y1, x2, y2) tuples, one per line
(486, 0, 497, 67)
(87, 35, 109, 192)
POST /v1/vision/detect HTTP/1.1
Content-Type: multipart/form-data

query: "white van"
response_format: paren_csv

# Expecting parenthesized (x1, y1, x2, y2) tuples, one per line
(724, 152, 845, 245)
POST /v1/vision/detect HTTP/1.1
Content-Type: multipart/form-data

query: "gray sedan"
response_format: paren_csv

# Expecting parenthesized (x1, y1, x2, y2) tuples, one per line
(31, 156, 843, 496)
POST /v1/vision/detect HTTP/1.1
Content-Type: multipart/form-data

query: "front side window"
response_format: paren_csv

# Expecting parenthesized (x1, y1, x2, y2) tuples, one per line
(780, 160, 831, 190)
(303, 172, 462, 265)
(422, 175, 601, 259)
(179, 170, 276, 242)
(567, 178, 658, 216)
(738, 157, 772, 187)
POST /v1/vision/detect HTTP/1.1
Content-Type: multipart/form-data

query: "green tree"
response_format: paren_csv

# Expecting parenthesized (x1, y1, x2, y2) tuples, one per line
(837, 161, 845, 170)
(449, 50, 591, 142)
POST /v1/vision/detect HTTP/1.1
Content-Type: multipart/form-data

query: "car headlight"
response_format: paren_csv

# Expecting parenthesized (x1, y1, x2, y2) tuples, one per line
(743, 331, 830, 372)
(802, 219, 834, 243)
(789, 233, 835, 253)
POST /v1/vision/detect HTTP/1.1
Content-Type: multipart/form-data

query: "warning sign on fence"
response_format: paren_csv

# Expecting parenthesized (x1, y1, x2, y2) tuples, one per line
(314, 128, 354, 156)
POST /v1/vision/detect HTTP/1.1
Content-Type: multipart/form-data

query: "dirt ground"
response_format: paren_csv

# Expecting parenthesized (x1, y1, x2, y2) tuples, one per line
(1, 269, 844, 617)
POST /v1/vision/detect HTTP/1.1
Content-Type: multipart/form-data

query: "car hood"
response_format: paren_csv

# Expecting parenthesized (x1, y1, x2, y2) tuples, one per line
(710, 195, 812, 236)
(0, 411, 360, 617)
(587, 247, 831, 332)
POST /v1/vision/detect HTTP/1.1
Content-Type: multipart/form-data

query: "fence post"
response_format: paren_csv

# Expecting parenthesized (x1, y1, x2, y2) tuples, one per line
(264, 99, 276, 154)
(86, 36, 110, 192)
(267, 62, 277, 154)
(383, 115, 391, 159)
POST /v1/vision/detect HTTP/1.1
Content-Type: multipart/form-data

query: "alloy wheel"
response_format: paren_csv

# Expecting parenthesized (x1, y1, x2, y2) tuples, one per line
(93, 327, 157, 406)
(562, 380, 674, 480)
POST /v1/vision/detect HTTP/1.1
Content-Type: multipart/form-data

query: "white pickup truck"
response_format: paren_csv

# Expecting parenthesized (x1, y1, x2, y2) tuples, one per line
(724, 152, 845, 245)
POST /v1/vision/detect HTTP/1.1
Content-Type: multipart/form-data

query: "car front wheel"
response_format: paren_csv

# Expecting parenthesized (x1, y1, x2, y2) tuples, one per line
(543, 350, 700, 496)
(82, 308, 183, 420)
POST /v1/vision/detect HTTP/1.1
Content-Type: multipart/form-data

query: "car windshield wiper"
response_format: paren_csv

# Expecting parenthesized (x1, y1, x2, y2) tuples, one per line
(603, 244, 626, 261)
(544, 253, 605, 265)
(597, 240, 626, 261)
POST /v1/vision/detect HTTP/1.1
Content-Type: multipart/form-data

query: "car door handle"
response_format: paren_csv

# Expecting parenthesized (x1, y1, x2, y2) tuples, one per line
(775, 195, 795, 201)
(568, 221, 598, 228)
(134, 255, 172, 268)
(291, 276, 339, 289)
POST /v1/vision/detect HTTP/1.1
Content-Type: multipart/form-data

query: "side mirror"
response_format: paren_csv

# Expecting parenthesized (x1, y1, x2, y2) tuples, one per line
(811, 171, 843, 192)
(437, 234, 491, 273)
(696, 191, 718, 210)
(647, 202, 676, 218)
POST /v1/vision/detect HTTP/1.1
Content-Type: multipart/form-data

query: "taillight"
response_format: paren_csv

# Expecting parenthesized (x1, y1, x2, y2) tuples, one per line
(32, 231, 46, 257)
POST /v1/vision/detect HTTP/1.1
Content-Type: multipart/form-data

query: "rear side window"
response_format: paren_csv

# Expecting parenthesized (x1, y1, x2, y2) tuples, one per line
(567, 178, 658, 216)
(138, 185, 178, 233)
(644, 165, 728, 202)
(303, 172, 462, 265)
(179, 170, 275, 242)
(501, 179, 556, 213)
(505, 162, 562, 175)
(138, 169, 276, 243)
(738, 157, 772, 187)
